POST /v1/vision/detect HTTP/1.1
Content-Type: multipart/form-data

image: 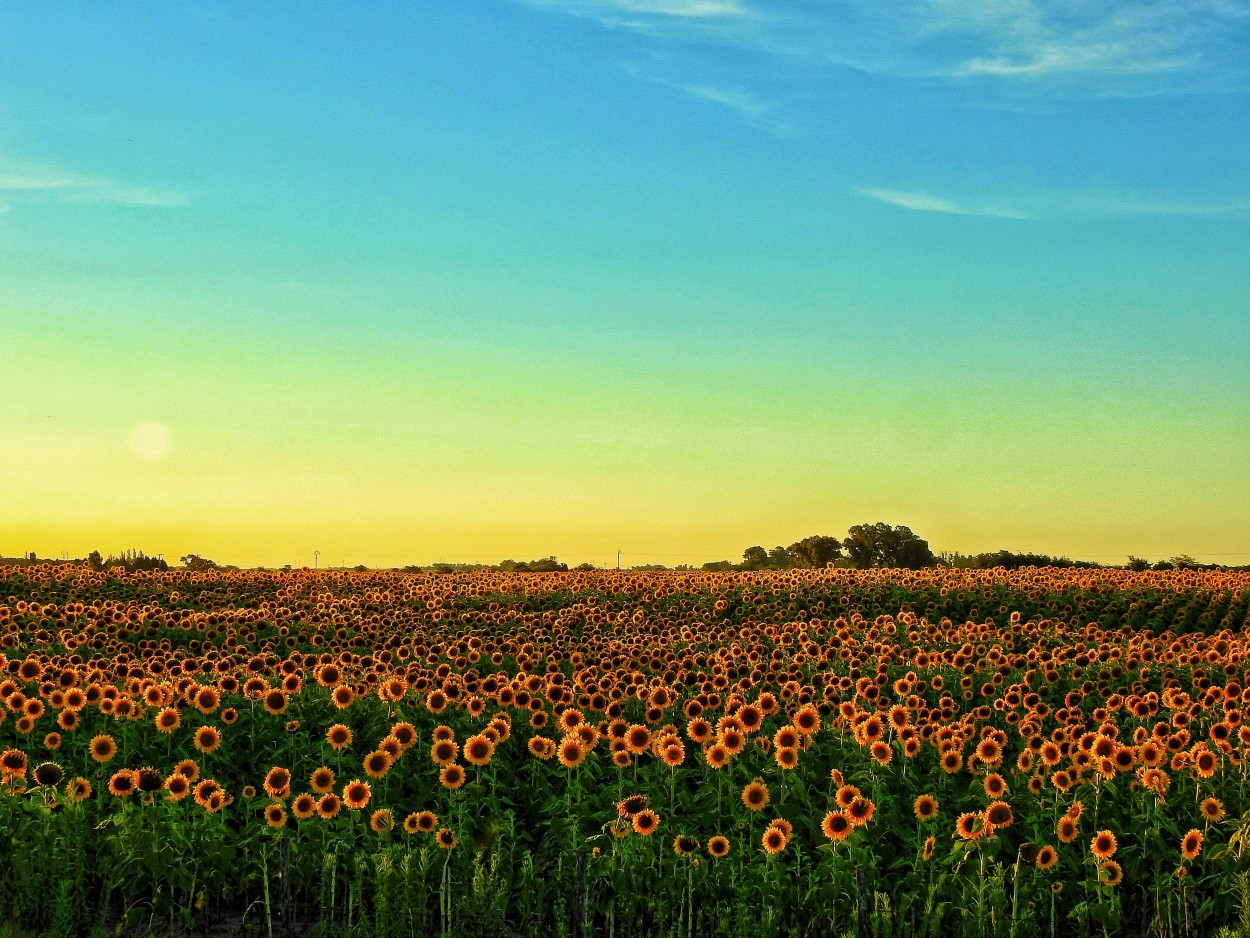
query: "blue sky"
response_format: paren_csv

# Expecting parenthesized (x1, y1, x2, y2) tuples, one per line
(1, 1, 1248, 566)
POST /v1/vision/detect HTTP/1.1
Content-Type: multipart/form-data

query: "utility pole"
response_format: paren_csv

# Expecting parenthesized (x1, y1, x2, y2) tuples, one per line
(314, 551, 320, 570)
(616, 550, 621, 571)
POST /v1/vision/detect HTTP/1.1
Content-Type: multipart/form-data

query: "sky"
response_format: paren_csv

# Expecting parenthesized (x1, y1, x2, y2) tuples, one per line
(1, 1, 1248, 568)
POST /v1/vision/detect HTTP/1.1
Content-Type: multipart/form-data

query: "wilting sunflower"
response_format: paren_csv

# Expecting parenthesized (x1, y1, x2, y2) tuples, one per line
(922, 836, 936, 861)
(326, 724, 353, 751)
(343, 780, 371, 810)
(89, 734, 117, 763)
(708, 835, 730, 858)
(632, 809, 660, 836)
(65, 776, 92, 804)
(137, 767, 164, 793)
(436, 828, 458, 849)
(672, 835, 699, 856)
(317, 793, 342, 819)
(292, 793, 317, 819)
(440, 765, 466, 790)
(741, 779, 770, 811)
(33, 761, 63, 788)
(1036, 846, 1058, 871)
(914, 795, 938, 822)
(370, 809, 394, 833)
(265, 802, 287, 829)
(822, 811, 852, 842)
(310, 767, 336, 794)
(1090, 830, 1117, 860)
(193, 726, 221, 755)
(1181, 829, 1203, 861)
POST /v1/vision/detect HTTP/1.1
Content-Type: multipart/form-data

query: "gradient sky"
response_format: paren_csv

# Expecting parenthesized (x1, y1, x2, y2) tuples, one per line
(2, 1, 1248, 568)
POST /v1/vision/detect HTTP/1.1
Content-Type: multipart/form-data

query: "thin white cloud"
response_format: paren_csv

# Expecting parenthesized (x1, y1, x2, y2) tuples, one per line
(679, 82, 771, 117)
(857, 187, 1034, 220)
(858, 185, 1250, 219)
(518, 0, 1248, 94)
(0, 168, 186, 208)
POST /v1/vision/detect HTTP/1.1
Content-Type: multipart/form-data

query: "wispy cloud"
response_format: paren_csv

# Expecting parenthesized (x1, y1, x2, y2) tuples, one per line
(857, 187, 1034, 220)
(0, 169, 186, 208)
(520, 0, 1248, 94)
(858, 185, 1250, 219)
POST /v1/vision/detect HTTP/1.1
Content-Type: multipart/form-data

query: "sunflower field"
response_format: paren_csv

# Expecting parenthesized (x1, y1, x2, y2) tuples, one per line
(2, 564, 1250, 937)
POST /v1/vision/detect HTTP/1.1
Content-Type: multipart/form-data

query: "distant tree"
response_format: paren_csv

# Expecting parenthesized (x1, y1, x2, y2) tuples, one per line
(87, 550, 104, 572)
(842, 523, 936, 569)
(1126, 556, 1150, 572)
(106, 549, 169, 572)
(702, 560, 734, 571)
(741, 546, 769, 570)
(767, 546, 793, 569)
(575, 562, 597, 572)
(280, 564, 293, 573)
(786, 535, 843, 568)
(180, 554, 219, 572)
(1168, 554, 1199, 570)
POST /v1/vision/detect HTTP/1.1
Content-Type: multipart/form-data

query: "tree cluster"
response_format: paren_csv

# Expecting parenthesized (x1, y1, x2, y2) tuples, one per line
(703, 523, 936, 572)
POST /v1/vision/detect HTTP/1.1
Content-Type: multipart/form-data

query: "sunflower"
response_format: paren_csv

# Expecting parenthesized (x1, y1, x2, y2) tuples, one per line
(193, 726, 221, 754)
(463, 734, 494, 766)
(922, 836, 936, 861)
(1194, 749, 1218, 779)
(1051, 770, 1073, 792)
(193, 779, 220, 808)
(108, 769, 138, 797)
(870, 741, 892, 766)
(363, 750, 392, 779)
(264, 767, 292, 799)
(661, 741, 685, 767)
(89, 734, 117, 763)
(762, 826, 788, 855)
(741, 779, 770, 812)
(983, 774, 1007, 799)
(985, 801, 1013, 829)
(65, 776, 92, 804)
(431, 740, 459, 766)
(292, 793, 317, 819)
(1181, 829, 1203, 861)
(317, 793, 342, 819)
(1090, 830, 1117, 860)
(390, 722, 418, 749)
(414, 810, 439, 833)
(913, 795, 938, 822)
(440, 765, 466, 790)
(672, 835, 699, 856)
(941, 751, 963, 774)
(370, 808, 394, 834)
(617, 794, 647, 817)
(155, 707, 180, 734)
(707, 835, 730, 858)
(557, 737, 586, 769)
(343, 780, 372, 810)
(528, 737, 555, 760)
(164, 774, 191, 801)
(836, 785, 862, 810)
(1201, 797, 1225, 822)
(326, 724, 353, 751)
(774, 726, 799, 750)
(310, 767, 336, 794)
(774, 746, 798, 771)
(794, 705, 820, 736)
(706, 744, 731, 769)
(137, 767, 164, 793)
(822, 811, 852, 842)
(847, 798, 875, 827)
(436, 828, 458, 849)
(43, 732, 62, 751)
(33, 761, 63, 788)
(632, 809, 660, 836)
(1036, 845, 1058, 871)
(1098, 860, 1122, 887)
(266, 802, 287, 829)
(174, 759, 200, 782)
(956, 812, 984, 841)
